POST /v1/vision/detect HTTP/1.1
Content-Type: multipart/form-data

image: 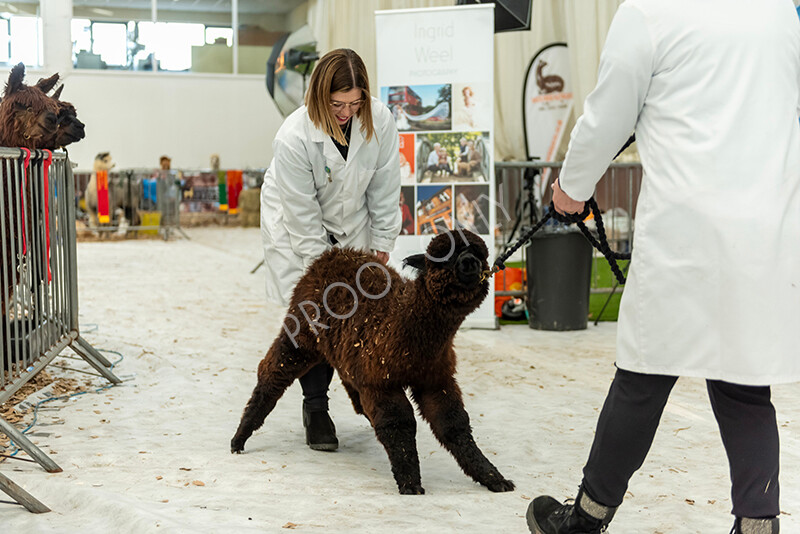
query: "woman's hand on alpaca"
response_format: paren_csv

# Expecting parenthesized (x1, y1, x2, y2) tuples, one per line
(374, 251, 390, 264)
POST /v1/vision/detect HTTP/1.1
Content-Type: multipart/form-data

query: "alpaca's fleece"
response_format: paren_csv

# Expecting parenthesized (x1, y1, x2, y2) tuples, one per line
(0, 63, 59, 149)
(232, 230, 514, 495)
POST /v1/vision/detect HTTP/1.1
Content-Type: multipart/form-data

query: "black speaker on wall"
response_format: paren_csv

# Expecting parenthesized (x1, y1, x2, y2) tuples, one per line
(456, 0, 532, 33)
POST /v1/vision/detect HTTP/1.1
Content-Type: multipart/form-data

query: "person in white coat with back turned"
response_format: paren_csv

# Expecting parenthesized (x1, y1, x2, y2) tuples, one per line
(260, 48, 401, 451)
(526, 1, 800, 533)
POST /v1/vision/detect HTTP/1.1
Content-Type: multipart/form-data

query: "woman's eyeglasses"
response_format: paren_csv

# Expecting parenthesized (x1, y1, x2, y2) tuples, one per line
(330, 99, 364, 112)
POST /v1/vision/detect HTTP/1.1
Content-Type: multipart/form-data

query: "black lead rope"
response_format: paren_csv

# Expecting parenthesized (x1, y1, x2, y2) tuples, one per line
(482, 134, 637, 285)
(488, 198, 631, 285)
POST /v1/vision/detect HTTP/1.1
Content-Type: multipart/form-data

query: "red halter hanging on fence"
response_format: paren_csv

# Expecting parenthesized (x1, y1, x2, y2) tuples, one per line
(42, 149, 52, 282)
(19, 147, 31, 257)
(17, 148, 54, 282)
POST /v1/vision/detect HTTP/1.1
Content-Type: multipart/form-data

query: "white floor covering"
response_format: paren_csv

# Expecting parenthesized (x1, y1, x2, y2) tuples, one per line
(1, 226, 797, 533)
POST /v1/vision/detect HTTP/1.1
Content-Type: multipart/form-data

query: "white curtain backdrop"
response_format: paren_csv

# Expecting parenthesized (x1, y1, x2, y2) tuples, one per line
(306, 0, 627, 161)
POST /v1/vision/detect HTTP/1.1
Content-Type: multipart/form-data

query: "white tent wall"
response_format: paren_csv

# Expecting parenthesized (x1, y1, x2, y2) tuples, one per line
(493, 0, 569, 161)
(494, 0, 625, 161)
(563, 1, 625, 119)
(50, 72, 281, 172)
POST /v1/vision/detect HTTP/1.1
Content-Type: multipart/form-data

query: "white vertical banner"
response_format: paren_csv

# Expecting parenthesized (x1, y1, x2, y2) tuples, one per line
(523, 43, 574, 203)
(376, 5, 497, 329)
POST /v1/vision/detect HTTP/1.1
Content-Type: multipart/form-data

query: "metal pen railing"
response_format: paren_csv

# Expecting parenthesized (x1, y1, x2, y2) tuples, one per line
(1, 148, 120, 478)
(73, 168, 186, 240)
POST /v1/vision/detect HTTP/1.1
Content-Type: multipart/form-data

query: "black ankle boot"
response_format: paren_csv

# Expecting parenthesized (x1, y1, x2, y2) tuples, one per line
(527, 485, 616, 534)
(731, 517, 779, 534)
(302, 404, 338, 451)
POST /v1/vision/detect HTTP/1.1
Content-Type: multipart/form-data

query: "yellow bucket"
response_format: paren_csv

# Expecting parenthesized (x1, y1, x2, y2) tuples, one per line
(139, 211, 161, 235)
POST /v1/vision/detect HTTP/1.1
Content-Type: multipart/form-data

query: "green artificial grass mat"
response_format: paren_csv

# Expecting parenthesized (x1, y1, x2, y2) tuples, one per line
(588, 258, 628, 322)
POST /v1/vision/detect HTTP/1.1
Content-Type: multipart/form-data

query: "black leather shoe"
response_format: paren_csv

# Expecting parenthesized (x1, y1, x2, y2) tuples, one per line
(302, 408, 338, 451)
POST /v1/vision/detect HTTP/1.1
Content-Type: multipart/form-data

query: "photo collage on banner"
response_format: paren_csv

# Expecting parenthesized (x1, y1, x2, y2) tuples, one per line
(381, 81, 492, 237)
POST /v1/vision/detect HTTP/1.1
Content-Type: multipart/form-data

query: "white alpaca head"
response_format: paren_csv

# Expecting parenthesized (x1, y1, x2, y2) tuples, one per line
(93, 152, 115, 172)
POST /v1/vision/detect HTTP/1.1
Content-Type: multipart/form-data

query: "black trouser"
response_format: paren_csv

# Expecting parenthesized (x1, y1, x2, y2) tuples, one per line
(582, 368, 780, 519)
(300, 362, 334, 412)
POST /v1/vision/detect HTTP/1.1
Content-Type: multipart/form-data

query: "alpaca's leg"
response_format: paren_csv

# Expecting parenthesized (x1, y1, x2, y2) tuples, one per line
(341, 381, 365, 416)
(360, 388, 424, 495)
(412, 380, 514, 492)
(231, 337, 320, 453)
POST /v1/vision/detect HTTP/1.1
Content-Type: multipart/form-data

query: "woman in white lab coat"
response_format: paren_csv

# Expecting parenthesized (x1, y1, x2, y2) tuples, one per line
(527, 1, 800, 533)
(260, 48, 401, 451)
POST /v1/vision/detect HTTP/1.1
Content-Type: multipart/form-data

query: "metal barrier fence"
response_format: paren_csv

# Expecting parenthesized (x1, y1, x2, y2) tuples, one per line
(1, 148, 120, 476)
(494, 160, 643, 297)
(73, 167, 265, 237)
(73, 168, 185, 240)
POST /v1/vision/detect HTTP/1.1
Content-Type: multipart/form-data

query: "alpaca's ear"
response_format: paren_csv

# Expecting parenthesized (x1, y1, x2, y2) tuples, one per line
(5, 62, 25, 98)
(51, 84, 64, 101)
(402, 253, 427, 273)
(36, 73, 59, 94)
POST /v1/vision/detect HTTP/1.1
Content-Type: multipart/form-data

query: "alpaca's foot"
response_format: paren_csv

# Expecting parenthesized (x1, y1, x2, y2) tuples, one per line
(230, 436, 246, 454)
(398, 483, 425, 495)
(485, 477, 515, 493)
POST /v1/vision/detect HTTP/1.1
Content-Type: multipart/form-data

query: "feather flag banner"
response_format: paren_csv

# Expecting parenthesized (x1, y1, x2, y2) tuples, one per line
(96, 170, 110, 224)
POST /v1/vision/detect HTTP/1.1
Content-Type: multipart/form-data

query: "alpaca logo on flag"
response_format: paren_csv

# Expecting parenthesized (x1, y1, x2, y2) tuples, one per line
(536, 60, 564, 94)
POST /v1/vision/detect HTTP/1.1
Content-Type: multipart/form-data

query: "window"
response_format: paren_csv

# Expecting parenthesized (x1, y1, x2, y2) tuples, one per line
(205, 27, 232, 47)
(91, 22, 127, 67)
(71, 0, 298, 75)
(0, 2, 43, 67)
(138, 21, 206, 72)
(0, 19, 9, 63)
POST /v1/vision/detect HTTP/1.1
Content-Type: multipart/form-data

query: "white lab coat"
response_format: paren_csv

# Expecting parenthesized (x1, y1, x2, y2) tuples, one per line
(559, 0, 800, 385)
(260, 97, 401, 306)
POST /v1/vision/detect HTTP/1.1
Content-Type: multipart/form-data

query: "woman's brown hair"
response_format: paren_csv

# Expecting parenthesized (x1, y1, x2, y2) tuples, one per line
(306, 48, 374, 145)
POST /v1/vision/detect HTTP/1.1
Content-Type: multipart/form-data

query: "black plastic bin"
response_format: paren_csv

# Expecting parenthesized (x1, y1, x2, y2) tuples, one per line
(526, 226, 593, 331)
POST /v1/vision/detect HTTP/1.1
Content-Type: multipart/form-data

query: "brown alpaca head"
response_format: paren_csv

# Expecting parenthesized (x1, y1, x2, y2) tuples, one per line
(0, 63, 59, 149)
(47, 85, 86, 149)
(404, 229, 490, 310)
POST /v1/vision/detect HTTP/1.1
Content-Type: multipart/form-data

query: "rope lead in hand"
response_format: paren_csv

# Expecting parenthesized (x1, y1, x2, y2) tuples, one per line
(492, 197, 631, 286)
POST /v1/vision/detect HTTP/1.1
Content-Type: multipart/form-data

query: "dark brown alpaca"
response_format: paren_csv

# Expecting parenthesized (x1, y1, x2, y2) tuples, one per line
(0, 63, 59, 149)
(231, 229, 515, 495)
(41, 84, 86, 150)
